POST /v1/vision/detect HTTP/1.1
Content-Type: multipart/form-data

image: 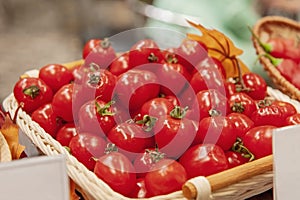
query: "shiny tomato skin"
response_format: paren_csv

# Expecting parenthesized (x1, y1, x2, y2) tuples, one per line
(179, 144, 229, 178)
(94, 152, 136, 196)
(69, 132, 106, 171)
(227, 113, 254, 138)
(225, 151, 249, 168)
(129, 178, 148, 198)
(139, 97, 174, 119)
(13, 77, 53, 114)
(128, 39, 163, 70)
(109, 52, 130, 76)
(197, 116, 236, 151)
(229, 92, 257, 117)
(271, 100, 297, 119)
(116, 69, 160, 111)
(52, 83, 74, 122)
(144, 158, 187, 197)
(242, 125, 276, 159)
(154, 115, 198, 159)
(31, 103, 63, 138)
(39, 64, 74, 93)
(82, 38, 116, 69)
(107, 122, 155, 160)
(242, 73, 267, 100)
(55, 123, 78, 146)
(251, 105, 285, 127)
(285, 113, 300, 126)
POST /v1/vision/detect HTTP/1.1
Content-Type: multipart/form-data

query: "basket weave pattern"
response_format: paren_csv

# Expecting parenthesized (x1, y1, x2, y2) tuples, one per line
(252, 16, 300, 101)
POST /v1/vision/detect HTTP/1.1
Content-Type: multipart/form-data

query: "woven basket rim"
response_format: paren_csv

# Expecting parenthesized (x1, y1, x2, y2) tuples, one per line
(252, 15, 300, 101)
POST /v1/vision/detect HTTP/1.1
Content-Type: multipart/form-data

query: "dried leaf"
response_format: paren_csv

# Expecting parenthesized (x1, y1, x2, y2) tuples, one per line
(69, 179, 80, 200)
(187, 20, 250, 78)
(0, 115, 25, 160)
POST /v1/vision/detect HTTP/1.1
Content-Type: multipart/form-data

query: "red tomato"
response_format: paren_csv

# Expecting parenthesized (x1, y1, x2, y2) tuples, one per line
(107, 122, 155, 160)
(31, 103, 63, 138)
(78, 99, 116, 137)
(129, 178, 148, 198)
(190, 67, 225, 94)
(242, 72, 267, 100)
(175, 39, 208, 73)
(271, 100, 297, 119)
(115, 69, 160, 111)
(179, 144, 229, 178)
(133, 148, 159, 178)
(52, 83, 74, 122)
(69, 132, 106, 170)
(139, 97, 174, 119)
(227, 113, 254, 138)
(196, 116, 236, 151)
(81, 69, 117, 103)
(229, 92, 257, 117)
(157, 61, 191, 95)
(242, 125, 276, 159)
(94, 151, 136, 196)
(39, 64, 74, 93)
(55, 123, 78, 146)
(154, 107, 198, 158)
(285, 113, 300, 126)
(193, 89, 230, 121)
(128, 39, 163, 70)
(144, 158, 187, 197)
(251, 105, 285, 127)
(109, 52, 130, 76)
(265, 37, 286, 58)
(13, 77, 53, 114)
(82, 38, 116, 69)
(211, 57, 226, 79)
(225, 151, 249, 168)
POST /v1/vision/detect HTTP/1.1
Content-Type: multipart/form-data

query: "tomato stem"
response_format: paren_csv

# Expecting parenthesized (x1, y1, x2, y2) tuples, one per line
(148, 53, 158, 62)
(101, 38, 111, 49)
(231, 102, 245, 113)
(104, 143, 118, 154)
(170, 106, 188, 119)
(135, 115, 157, 132)
(88, 73, 101, 85)
(248, 26, 272, 53)
(232, 138, 255, 161)
(23, 85, 40, 99)
(145, 147, 165, 163)
(95, 100, 115, 116)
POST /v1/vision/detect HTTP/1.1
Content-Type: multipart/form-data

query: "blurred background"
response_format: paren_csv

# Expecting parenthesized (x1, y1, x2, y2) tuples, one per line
(0, 0, 299, 103)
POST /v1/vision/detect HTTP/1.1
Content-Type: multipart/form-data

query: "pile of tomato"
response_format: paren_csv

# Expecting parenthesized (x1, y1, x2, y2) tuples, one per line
(254, 34, 300, 89)
(12, 37, 300, 198)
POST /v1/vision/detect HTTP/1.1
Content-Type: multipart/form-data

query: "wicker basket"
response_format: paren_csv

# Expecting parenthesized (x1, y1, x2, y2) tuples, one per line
(252, 15, 300, 101)
(4, 61, 300, 200)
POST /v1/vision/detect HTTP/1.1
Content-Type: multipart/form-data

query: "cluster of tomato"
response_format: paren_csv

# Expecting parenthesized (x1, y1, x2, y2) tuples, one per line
(256, 35, 300, 89)
(12, 37, 300, 198)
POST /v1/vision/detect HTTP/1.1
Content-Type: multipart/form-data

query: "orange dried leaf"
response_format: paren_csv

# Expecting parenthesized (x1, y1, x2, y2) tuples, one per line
(0, 115, 25, 160)
(187, 20, 250, 78)
(69, 179, 80, 200)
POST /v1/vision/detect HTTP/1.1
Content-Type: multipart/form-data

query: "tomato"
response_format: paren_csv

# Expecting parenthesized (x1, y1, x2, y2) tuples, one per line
(225, 81, 238, 97)
(196, 116, 236, 151)
(229, 92, 257, 117)
(81, 68, 117, 103)
(225, 151, 249, 168)
(115, 69, 160, 111)
(78, 99, 116, 137)
(144, 158, 187, 197)
(128, 39, 163, 70)
(13, 77, 53, 114)
(227, 113, 254, 138)
(31, 103, 64, 138)
(274, 59, 298, 83)
(82, 38, 116, 69)
(193, 89, 230, 121)
(242, 72, 267, 100)
(211, 57, 226, 79)
(154, 106, 198, 158)
(55, 123, 78, 146)
(285, 113, 300, 126)
(39, 64, 74, 93)
(129, 178, 148, 198)
(109, 52, 130, 76)
(242, 125, 276, 159)
(139, 97, 174, 119)
(133, 148, 159, 178)
(94, 151, 136, 196)
(107, 122, 155, 160)
(69, 132, 106, 170)
(190, 67, 225, 94)
(52, 83, 74, 122)
(179, 144, 228, 178)
(175, 39, 208, 73)
(271, 100, 297, 119)
(265, 37, 286, 58)
(251, 104, 285, 127)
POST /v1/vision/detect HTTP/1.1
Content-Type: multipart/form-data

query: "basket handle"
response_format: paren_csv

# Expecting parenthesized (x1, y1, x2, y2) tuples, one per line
(182, 155, 273, 199)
